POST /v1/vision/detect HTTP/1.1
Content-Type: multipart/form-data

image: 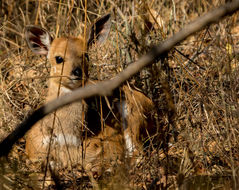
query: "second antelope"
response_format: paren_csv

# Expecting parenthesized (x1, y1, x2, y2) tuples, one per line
(25, 13, 155, 185)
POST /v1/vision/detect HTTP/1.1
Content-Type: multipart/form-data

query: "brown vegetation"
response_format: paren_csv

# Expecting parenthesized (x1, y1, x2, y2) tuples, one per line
(1, 0, 239, 189)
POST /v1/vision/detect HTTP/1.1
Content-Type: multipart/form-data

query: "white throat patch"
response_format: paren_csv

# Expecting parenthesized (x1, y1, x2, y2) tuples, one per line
(42, 133, 80, 147)
(60, 86, 72, 94)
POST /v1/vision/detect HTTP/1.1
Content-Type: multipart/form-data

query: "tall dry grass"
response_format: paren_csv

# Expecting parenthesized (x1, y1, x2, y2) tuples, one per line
(1, 0, 239, 189)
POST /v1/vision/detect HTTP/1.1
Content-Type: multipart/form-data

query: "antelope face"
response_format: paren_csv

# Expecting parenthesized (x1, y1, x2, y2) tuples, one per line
(25, 13, 111, 91)
(48, 37, 88, 89)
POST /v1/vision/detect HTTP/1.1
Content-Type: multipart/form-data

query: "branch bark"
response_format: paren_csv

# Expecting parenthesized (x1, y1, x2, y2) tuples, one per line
(1, 0, 239, 157)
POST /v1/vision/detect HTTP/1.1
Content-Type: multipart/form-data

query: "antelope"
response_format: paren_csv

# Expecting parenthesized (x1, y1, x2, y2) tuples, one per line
(24, 13, 155, 184)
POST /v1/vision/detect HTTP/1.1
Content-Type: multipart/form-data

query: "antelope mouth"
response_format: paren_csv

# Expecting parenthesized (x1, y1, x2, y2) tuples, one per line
(72, 77, 81, 81)
(70, 76, 87, 82)
(63, 76, 87, 89)
(70, 77, 86, 83)
(63, 76, 81, 82)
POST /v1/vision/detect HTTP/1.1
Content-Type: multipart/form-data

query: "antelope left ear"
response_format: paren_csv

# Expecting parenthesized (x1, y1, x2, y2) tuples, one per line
(25, 25, 52, 55)
(87, 13, 111, 47)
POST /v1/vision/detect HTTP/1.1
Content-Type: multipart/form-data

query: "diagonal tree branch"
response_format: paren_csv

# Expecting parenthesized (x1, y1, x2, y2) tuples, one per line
(0, 0, 239, 157)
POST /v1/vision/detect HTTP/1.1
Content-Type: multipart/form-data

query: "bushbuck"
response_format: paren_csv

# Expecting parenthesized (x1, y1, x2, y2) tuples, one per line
(25, 13, 155, 185)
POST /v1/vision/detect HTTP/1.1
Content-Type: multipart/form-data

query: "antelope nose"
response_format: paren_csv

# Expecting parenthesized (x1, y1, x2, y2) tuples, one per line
(72, 67, 82, 78)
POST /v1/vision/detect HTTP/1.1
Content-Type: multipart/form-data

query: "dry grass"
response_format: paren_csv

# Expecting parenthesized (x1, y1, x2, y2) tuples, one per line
(1, 0, 239, 189)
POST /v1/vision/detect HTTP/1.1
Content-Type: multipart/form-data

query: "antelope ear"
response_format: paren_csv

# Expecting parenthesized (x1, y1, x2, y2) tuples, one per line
(87, 13, 111, 47)
(25, 25, 52, 55)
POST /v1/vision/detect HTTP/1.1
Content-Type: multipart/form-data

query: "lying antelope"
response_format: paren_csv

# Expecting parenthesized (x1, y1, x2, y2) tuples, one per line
(25, 13, 155, 184)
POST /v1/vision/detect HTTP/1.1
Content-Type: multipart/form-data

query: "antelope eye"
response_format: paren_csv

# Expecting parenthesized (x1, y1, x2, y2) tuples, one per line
(55, 56, 64, 64)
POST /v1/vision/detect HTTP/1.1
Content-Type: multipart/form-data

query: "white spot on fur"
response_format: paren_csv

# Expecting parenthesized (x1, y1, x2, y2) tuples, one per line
(42, 134, 79, 147)
(52, 66, 56, 73)
(60, 86, 72, 94)
(124, 133, 135, 157)
(42, 136, 50, 145)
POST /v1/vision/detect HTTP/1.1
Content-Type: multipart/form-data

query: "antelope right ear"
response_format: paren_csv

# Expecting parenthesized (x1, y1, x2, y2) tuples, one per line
(25, 26, 52, 55)
(87, 13, 111, 47)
